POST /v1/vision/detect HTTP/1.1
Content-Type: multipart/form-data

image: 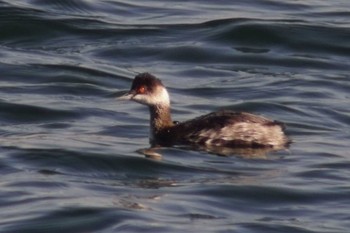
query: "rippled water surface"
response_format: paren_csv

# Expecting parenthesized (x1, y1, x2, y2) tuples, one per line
(1, 0, 350, 232)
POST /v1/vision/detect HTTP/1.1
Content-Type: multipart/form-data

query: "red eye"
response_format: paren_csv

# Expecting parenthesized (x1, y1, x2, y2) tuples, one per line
(138, 86, 146, 94)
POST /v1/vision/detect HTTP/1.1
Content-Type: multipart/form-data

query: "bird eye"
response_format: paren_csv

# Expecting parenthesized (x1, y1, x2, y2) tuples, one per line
(138, 86, 146, 94)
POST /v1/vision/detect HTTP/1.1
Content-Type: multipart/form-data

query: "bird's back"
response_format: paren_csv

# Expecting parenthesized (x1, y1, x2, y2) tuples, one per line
(157, 110, 289, 149)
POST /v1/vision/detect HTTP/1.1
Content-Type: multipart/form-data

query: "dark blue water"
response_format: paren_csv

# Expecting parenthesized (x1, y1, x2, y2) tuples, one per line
(1, 0, 350, 232)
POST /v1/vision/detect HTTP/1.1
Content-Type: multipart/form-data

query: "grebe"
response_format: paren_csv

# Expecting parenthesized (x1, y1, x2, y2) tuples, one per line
(119, 73, 290, 150)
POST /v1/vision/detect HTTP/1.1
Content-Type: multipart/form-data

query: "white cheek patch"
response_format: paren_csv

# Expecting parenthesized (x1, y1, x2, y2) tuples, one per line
(156, 88, 170, 106)
(132, 94, 150, 105)
(132, 87, 170, 106)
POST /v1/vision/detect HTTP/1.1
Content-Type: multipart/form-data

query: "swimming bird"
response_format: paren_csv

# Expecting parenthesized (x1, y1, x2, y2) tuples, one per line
(119, 73, 290, 152)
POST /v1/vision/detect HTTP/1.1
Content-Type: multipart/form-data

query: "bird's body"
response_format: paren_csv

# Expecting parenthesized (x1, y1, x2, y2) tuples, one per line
(119, 73, 290, 151)
(154, 110, 288, 149)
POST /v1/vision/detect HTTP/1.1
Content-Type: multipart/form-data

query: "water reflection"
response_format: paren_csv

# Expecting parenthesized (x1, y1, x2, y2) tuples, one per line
(138, 144, 289, 159)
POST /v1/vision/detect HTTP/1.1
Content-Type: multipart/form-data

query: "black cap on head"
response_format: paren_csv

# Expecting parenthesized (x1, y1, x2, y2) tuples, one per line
(131, 73, 164, 93)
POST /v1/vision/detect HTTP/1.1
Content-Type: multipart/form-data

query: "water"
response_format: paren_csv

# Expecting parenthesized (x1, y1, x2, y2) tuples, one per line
(0, 0, 350, 232)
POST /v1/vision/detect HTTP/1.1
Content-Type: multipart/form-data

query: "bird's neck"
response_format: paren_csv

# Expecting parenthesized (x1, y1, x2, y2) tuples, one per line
(149, 104, 173, 138)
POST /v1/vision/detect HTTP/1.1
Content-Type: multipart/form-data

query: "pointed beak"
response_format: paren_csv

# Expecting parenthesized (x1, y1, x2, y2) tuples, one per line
(116, 90, 135, 100)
